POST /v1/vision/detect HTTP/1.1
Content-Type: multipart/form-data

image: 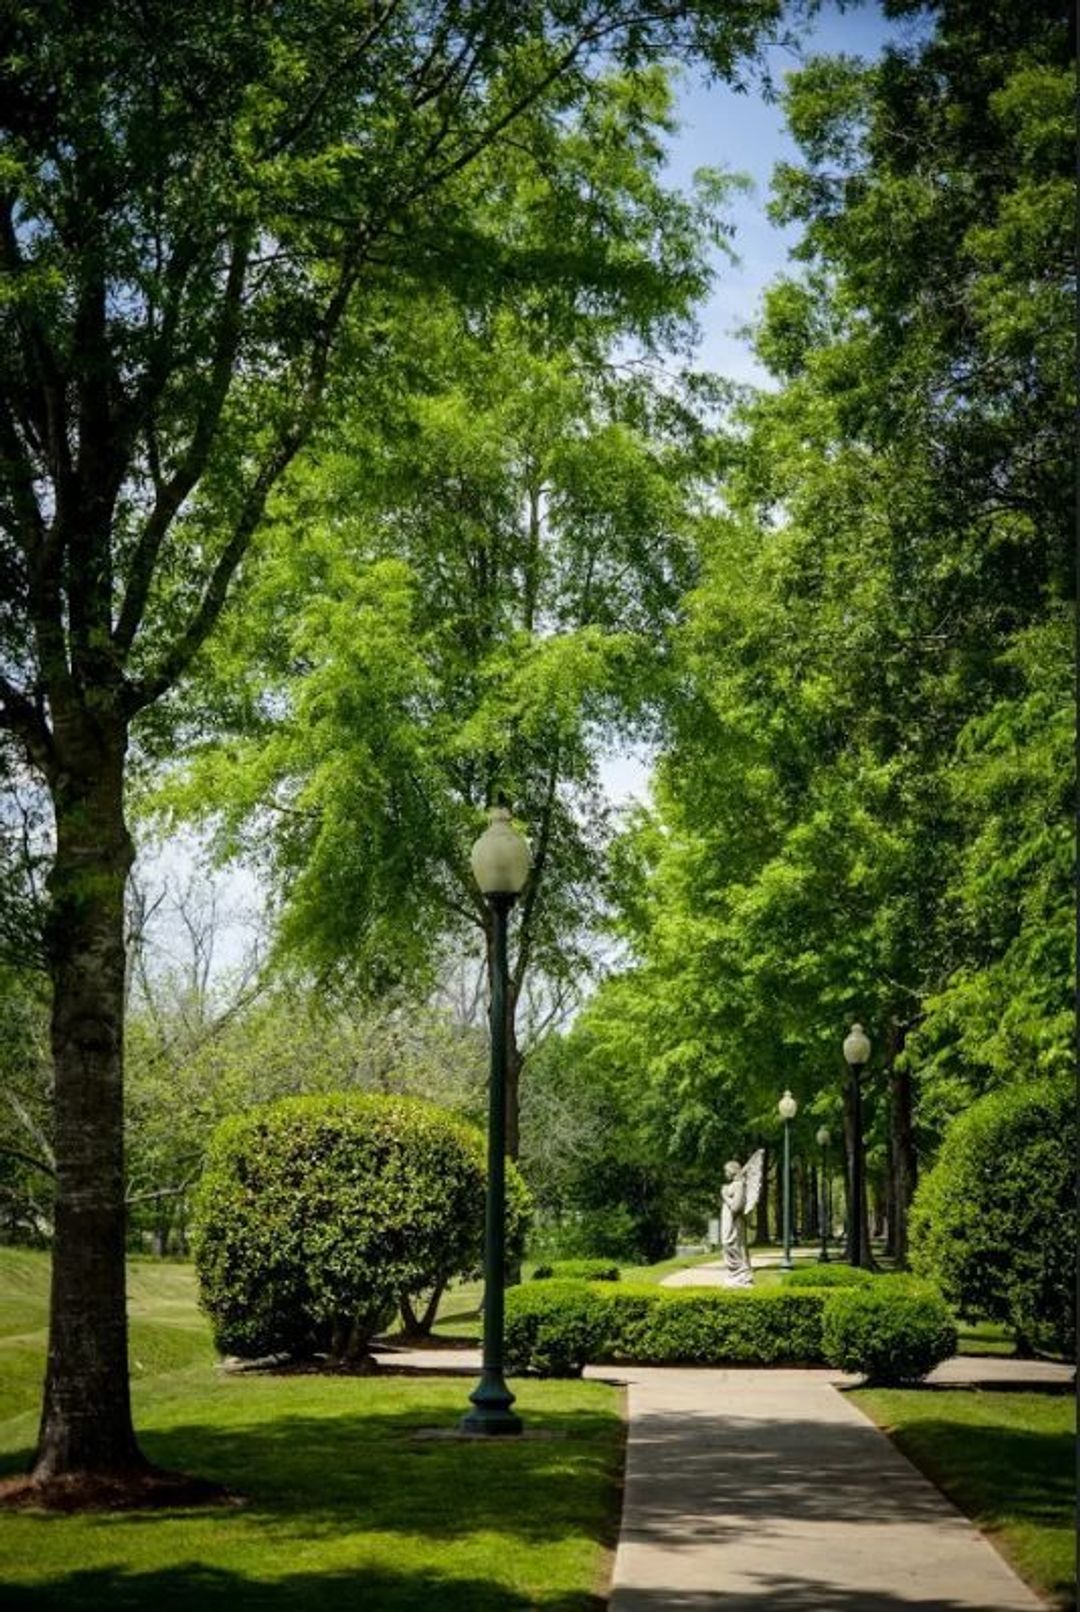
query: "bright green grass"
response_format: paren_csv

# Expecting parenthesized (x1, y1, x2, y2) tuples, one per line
(0, 1249, 623, 1611)
(853, 1386, 1076, 1610)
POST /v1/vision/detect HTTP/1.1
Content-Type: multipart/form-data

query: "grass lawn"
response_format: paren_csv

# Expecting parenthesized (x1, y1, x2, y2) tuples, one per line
(852, 1385, 1076, 1610)
(0, 1249, 624, 1611)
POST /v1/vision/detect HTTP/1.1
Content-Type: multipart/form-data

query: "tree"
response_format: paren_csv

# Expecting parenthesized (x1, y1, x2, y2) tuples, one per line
(0, 0, 780, 1496)
(156, 114, 732, 1159)
(584, 0, 1072, 1263)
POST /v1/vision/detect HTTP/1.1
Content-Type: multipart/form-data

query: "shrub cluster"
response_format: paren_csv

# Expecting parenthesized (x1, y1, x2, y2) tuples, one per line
(821, 1280, 957, 1384)
(782, 1264, 874, 1289)
(505, 1277, 957, 1384)
(532, 1259, 620, 1283)
(193, 1093, 530, 1361)
(504, 1280, 609, 1377)
(910, 1076, 1074, 1355)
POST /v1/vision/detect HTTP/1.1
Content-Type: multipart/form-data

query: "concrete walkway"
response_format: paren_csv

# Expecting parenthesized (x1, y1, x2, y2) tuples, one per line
(603, 1364, 1053, 1611)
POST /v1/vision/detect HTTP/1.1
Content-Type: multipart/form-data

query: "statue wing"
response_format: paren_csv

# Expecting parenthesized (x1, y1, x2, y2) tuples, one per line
(742, 1148, 765, 1218)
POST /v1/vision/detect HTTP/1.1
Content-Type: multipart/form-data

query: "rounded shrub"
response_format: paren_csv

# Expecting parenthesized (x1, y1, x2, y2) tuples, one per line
(782, 1265, 874, 1289)
(505, 1281, 609, 1378)
(532, 1259, 620, 1283)
(910, 1076, 1074, 1354)
(192, 1093, 530, 1361)
(822, 1280, 957, 1383)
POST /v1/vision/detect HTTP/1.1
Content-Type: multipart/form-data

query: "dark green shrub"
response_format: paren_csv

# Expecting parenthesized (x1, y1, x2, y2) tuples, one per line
(532, 1259, 620, 1283)
(193, 1093, 530, 1361)
(822, 1280, 957, 1384)
(782, 1265, 874, 1289)
(599, 1286, 828, 1365)
(504, 1281, 609, 1378)
(910, 1077, 1074, 1354)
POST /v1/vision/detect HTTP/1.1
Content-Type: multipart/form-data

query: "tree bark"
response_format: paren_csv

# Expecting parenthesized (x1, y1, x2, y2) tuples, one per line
(33, 725, 146, 1482)
(755, 1144, 769, 1245)
(888, 1057, 917, 1268)
(842, 1080, 875, 1269)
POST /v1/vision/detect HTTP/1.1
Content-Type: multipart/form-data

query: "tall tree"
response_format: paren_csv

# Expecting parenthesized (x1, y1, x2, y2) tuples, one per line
(155, 95, 732, 1159)
(0, 0, 778, 1497)
(586, 0, 1072, 1262)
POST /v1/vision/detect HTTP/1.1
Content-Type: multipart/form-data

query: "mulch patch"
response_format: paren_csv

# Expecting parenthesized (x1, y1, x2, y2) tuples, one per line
(0, 1465, 241, 1513)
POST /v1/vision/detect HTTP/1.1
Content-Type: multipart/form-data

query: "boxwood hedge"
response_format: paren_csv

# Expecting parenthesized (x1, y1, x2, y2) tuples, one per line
(505, 1277, 957, 1383)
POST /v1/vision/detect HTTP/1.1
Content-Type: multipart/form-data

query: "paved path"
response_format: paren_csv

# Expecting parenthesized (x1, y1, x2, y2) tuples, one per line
(603, 1365, 1051, 1611)
(662, 1250, 821, 1285)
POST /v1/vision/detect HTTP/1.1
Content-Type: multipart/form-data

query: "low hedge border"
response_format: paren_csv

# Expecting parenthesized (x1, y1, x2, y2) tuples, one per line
(531, 1259, 621, 1283)
(505, 1277, 957, 1383)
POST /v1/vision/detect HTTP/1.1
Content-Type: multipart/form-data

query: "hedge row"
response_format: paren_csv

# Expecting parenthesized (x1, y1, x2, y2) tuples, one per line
(532, 1259, 621, 1283)
(505, 1277, 956, 1385)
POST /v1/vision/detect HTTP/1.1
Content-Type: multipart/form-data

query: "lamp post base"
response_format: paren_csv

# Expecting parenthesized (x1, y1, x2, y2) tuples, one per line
(460, 1372, 523, 1437)
(779, 1256, 794, 1271)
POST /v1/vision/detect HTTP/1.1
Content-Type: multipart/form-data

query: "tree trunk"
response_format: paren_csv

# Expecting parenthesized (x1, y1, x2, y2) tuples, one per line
(399, 1276, 447, 1338)
(889, 1058, 917, 1268)
(755, 1145, 769, 1245)
(33, 731, 146, 1482)
(842, 1081, 875, 1268)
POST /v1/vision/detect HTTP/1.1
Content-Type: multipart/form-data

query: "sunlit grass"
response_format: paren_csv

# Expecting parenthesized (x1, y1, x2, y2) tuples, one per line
(0, 1249, 623, 1611)
(853, 1386, 1076, 1609)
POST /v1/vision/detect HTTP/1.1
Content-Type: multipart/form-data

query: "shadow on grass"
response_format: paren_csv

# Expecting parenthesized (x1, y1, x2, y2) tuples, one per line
(0, 1562, 606, 1612)
(0, 1395, 621, 1544)
(877, 1417, 1075, 1531)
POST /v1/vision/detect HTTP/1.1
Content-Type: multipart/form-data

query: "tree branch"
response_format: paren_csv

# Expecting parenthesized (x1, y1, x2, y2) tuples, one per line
(114, 232, 251, 655)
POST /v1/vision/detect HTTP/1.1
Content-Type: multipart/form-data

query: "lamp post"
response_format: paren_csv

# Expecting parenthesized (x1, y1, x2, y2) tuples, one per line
(815, 1126, 831, 1263)
(778, 1089, 798, 1271)
(843, 1023, 871, 1269)
(461, 804, 530, 1437)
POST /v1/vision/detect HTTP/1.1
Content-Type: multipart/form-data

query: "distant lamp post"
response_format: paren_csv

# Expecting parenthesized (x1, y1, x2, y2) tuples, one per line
(461, 804, 530, 1436)
(815, 1126, 831, 1264)
(843, 1023, 872, 1269)
(778, 1089, 798, 1271)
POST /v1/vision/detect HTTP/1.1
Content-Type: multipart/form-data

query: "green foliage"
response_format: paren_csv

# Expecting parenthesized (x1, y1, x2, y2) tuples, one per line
(599, 1285, 828, 1366)
(821, 1281, 957, 1385)
(532, 1259, 620, 1282)
(504, 1280, 610, 1378)
(192, 1093, 529, 1360)
(582, 0, 1074, 1244)
(507, 1280, 829, 1372)
(910, 1078, 1074, 1353)
(782, 1264, 873, 1289)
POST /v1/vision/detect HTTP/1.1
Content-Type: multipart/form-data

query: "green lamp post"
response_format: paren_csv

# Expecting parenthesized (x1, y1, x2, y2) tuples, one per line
(461, 804, 530, 1436)
(778, 1089, 798, 1271)
(815, 1125, 831, 1263)
(843, 1023, 872, 1269)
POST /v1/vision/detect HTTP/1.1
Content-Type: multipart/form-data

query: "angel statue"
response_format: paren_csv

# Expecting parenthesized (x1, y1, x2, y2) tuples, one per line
(720, 1149, 764, 1288)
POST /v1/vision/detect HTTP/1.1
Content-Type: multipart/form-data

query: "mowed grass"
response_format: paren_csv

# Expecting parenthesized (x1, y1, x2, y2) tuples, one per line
(0, 1248, 624, 1611)
(853, 1385, 1077, 1610)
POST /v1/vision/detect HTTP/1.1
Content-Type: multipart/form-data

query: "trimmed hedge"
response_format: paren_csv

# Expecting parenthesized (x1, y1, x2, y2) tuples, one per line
(910, 1076, 1074, 1354)
(782, 1265, 874, 1289)
(504, 1280, 609, 1378)
(193, 1092, 530, 1361)
(505, 1282, 828, 1372)
(505, 1277, 957, 1382)
(532, 1259, 620, 1283)
(822, 1280, 957, 1384)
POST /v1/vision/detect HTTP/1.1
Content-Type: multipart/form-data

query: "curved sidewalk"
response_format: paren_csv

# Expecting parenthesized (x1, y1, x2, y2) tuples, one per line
(600, 1363, 1054, 1611)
